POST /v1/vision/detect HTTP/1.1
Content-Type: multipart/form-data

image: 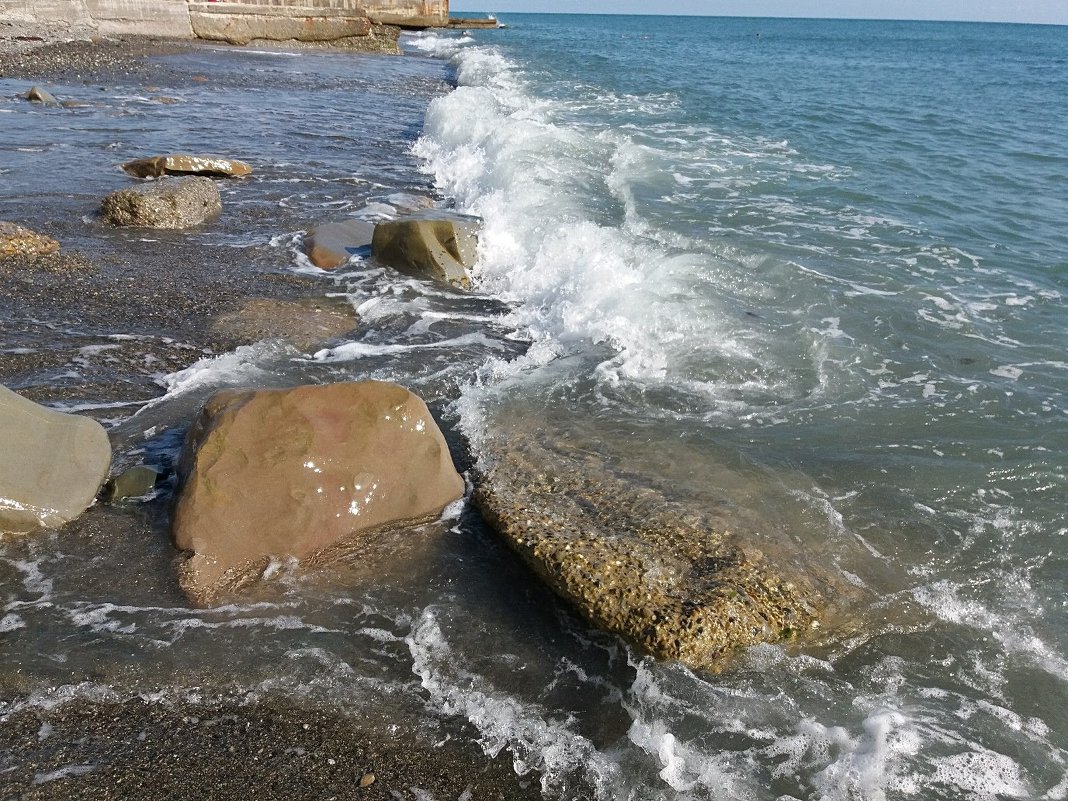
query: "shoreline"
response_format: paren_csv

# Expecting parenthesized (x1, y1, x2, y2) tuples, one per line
(0, 29, 559, 801)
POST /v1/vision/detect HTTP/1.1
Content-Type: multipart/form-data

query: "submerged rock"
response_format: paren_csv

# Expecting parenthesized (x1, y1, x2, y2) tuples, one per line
(101, 465, 162, 504)
(210, 296, 357, 351)
(0, 221, 59, 259)
(371, 211, 479, 288)
(121, 155, 252, 180)
(474, 432, 835, 672)
(172, 381, 465, 605)
(100, 176, 221, 229)
(0, 385, 112, 533)
(304, 219, 376, 270)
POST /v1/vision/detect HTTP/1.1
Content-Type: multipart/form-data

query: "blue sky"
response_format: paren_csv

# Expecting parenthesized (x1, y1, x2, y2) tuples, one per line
(457, 2, 1068, 25)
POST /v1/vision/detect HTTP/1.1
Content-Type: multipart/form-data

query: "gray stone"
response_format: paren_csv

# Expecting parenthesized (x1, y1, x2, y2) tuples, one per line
(24, 86, 59, 105)
(371, 211, 480, 289)
(304, 219, 376, 270)
(172, 381, 465, 606)
(0, 385, 112, 533)
(189, 4, 372, 46)
(100, 176, 221, 229)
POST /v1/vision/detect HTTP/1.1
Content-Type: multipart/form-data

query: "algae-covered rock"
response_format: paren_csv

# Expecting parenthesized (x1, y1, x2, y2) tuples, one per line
(100, 176, 221, 229)
(122, 155, 252, 179)
(172, 381, 464, 605)
(0, 385, 112, 533)
(473, 429, 836, 671)
(371, 211, 479, 288)
(0, 222, 59, 259)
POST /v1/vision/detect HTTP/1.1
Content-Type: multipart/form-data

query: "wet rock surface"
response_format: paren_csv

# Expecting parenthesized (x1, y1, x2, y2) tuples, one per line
(371, 211, 480, 288)
(121, 154, 252, 179)
(304, 218, 376, 269)
(0, 385, 112, 533)
(100, 176, 222, 229)
(172, 381, 465, 605)
(474, 432, 834, 671)
(210, 296, 358, 351)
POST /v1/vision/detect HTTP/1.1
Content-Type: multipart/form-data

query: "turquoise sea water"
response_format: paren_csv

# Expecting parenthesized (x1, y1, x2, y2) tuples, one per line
(410, 15, 1068, 798)
(1, 14, 1066, 800)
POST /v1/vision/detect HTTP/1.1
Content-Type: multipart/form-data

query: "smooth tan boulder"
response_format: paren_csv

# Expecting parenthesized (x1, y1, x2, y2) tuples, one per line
(100, 177, 221, 229)
(0, 222, 59, 259)
(172, 381, 465, 605)
(24, 86, 59, 105)
(371, 211, 479, 288)
(122, 155, 252, 180)
(304, 219, 376, 270)
(0, 385, 112, 533)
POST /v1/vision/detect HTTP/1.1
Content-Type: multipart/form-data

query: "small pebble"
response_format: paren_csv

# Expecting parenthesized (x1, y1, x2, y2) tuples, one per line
(360, 773, 376, 788)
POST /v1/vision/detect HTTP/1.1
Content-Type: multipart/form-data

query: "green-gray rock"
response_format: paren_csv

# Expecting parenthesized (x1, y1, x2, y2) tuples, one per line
(100, 176, 222, 229)
(371, 211, 479, 288)
(101, 465, 161, 503)
(24, 86, 59, 105)
(0, 385, 112, 533)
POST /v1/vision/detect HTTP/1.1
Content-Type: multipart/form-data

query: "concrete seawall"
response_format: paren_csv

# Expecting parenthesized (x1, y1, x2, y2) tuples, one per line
(0, 0, 450, 39)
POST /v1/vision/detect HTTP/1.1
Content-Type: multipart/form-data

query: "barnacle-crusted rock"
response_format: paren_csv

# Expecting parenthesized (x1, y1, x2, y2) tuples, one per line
(474, 429, 835, 671)
(0, 221, 59, 259)
(100, 176, 221, 229)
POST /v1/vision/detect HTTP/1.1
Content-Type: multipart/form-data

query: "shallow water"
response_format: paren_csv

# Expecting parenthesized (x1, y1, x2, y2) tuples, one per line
(2, 18, 1068, 801)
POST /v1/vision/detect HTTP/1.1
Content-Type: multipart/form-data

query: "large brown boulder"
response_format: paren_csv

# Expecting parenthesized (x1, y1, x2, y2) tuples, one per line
(371, 211, 479, 288)
(122, 155, 252, 180)
(100, 177, 221, 229)
(172, 382, 465, 605)
(304, 219, 376, 270)
(0, 222, 59, 259)
(0, 385, 112, 533)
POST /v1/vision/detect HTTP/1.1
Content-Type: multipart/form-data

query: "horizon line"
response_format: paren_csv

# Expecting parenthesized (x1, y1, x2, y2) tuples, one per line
(452, 10, 1068, 27)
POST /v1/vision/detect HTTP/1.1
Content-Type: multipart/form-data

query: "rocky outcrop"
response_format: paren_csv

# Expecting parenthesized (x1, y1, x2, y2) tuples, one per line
(122, 155, 252, 180)
(304, 219, 376, 270)
(0, 222, 59, 259)
(0, 385, 112, 533)
(210, 297, 357, 351)
(371, 211, 479, 288)
(100, 176, 221, 229)
(172, 382, 465, 605)
(473, 428, 839, 672)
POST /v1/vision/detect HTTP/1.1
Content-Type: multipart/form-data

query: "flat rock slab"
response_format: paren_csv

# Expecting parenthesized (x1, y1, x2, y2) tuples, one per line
(100, 176, 221, 229)
(371, 211, 479, 288)
(172, 381, 465, 605)
(210, 296, 357, 350)
(474, 434, 833, 672)
(122, 154, 252, 179)
(304, 219, 376, 269)
(0, 385, 111, 533)
(0, 221, 59, 259)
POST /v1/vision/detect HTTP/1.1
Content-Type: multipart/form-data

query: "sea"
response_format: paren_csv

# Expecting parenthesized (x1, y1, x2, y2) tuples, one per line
(2, 13, 1067, 800)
